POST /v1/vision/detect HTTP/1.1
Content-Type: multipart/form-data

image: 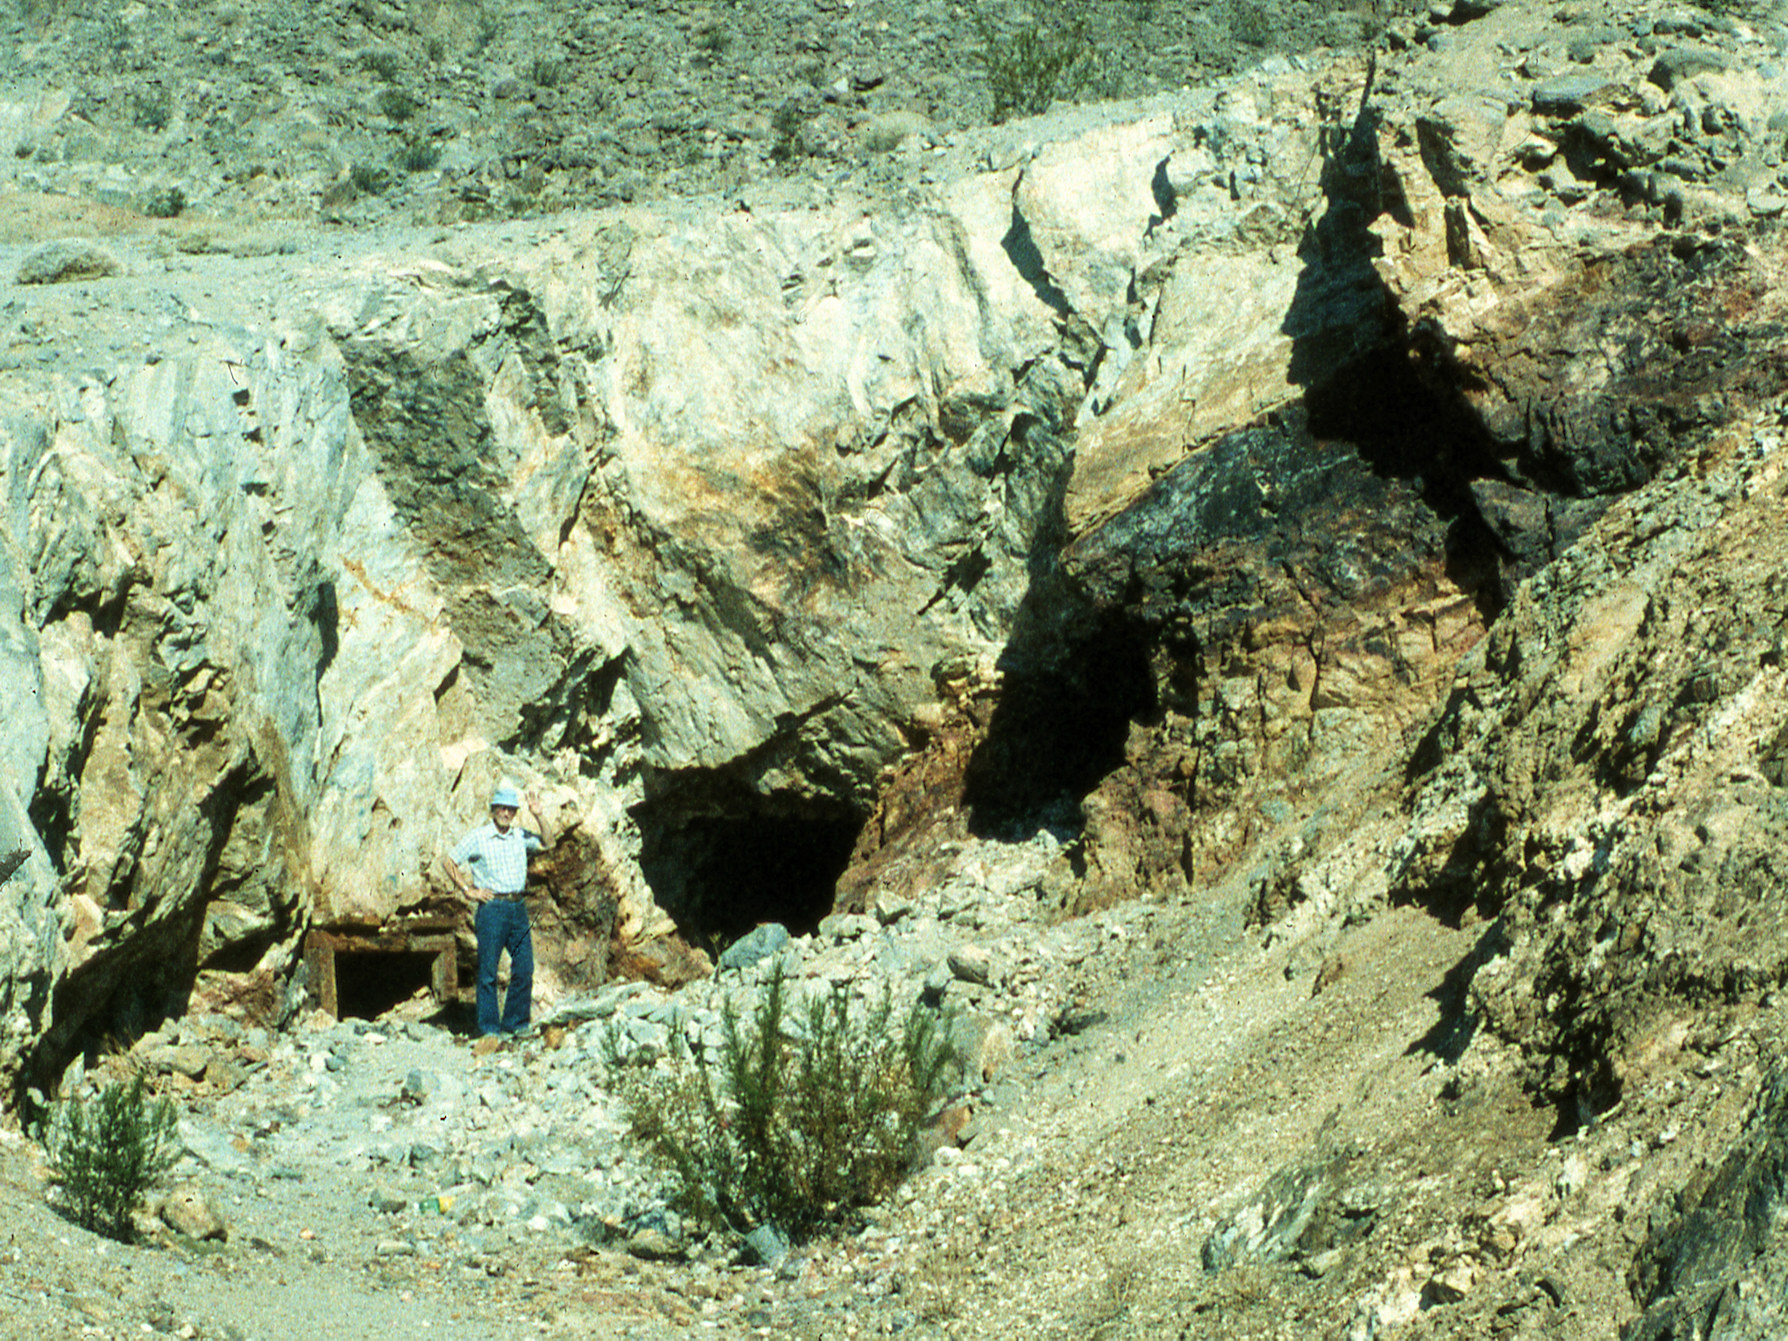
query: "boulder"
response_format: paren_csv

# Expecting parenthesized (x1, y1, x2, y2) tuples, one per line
(156, 1184, 228, 1241)
(16, 241, 122, 285)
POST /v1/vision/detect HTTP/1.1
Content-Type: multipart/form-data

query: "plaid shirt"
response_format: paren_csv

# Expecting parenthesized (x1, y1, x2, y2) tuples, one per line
(449, 821, 543, 894)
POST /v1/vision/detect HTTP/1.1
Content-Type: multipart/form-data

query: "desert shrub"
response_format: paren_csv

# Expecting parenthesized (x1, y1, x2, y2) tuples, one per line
(377, 86, 422, 121)
(770, 97, 814, 162)
(473, 6, 500, 54)
(361, 49, 403, 81)
(971, 0, 1096, 123)
(530, 54, 566, 88)
(607, 967, 960, 1242)
(1231, 0, 1274, 46)
(45, 1074, 178, 1241)
(349, 161, 390, 195)
(99, 11, 129, 52)
(143, 185, 186, 217)
(131, 88, 173, 132)
(693, 21, 732, 56)
(395, 137, 441, 172)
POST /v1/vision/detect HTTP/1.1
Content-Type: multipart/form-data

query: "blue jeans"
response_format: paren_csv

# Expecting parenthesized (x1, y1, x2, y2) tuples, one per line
(474, 898, 533, 1035)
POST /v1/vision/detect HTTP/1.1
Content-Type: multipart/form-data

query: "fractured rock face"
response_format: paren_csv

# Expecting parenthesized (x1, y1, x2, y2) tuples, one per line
(835, 6, 1788, 1223)
(1, 81, 1228, 1093)
(1, 0, 1786, 1183)
(1629, 1063, 1788, 1339)
(315, 187, 1088, 949)
(1390, 413, 1788, 1123)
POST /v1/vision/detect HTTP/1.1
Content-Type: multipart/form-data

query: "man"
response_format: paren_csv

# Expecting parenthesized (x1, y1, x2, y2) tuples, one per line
(445, 783, 555, 1037)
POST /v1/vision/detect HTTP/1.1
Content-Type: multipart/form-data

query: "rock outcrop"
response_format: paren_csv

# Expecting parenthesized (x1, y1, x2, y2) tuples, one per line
(8, 0, 1783, 1066)
(6, 58, 1399, 1097)
(0, 169, 1082, 1095)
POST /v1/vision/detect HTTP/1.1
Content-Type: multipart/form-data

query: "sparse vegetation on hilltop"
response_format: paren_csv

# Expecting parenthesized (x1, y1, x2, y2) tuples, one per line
(972, 0, 1099, 123)
(1, 0, 1399, 227)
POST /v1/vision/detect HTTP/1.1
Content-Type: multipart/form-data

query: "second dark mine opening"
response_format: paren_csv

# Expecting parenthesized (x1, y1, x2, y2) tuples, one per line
(637, 804, 862, 954)
(962, 615, 1158, 841)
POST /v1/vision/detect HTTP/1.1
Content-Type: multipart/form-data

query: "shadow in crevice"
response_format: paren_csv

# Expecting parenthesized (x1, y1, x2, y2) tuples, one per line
(1000, 204, 1073, 318)
(1282, 54, 1393, 395)
(1406, 919, 1510, 1066)
(1395, 789, 1513, 926)
(16, 756, 292, 1121)
(1148, 155, 1178, 231)
(1283, 57, 1514, 620)
(1304, 339, 1511, 621)
(959, 605, 1159, 841)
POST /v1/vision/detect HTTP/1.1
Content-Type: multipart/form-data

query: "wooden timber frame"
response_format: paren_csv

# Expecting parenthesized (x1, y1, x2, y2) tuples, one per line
(303, 920, 459, 1019)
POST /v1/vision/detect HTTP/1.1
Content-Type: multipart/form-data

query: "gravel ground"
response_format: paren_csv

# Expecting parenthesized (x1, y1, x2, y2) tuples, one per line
(0, 854, 1539, 1340)
(1, 0, 1389, 227)
(0, 828, 1263, 1341)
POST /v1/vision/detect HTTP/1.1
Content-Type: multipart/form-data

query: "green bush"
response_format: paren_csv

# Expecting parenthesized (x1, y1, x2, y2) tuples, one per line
(530, 54, 566, 88)
(972, 1, 1096, 123)
(608, 968, 960, 1242)
(1230, 0, 1274, 47)
(770, 97, 814, 163)
(361, 49, 403, 81)
(45, 1074, 179, 1241)
(693, 21, 732, 56)
(131, 88, 173, 132)
(143, 185, 186, 218)
(349, 161, 390, 195)
(377, 86, 422, 122)
(396, 138, 441, 173)
(473, 6, 501, 55)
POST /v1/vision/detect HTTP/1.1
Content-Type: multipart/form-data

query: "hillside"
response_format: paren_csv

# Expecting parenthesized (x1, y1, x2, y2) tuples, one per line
(1, 0, 1364, 231)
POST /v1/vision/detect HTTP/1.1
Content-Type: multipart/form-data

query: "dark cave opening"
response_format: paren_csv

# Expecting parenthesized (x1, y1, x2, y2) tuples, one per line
(954, 327, 1511, 850)
(637, 805, 863, 953)
(333, 950, 438, 1020)
(962, 613, 1158, 840)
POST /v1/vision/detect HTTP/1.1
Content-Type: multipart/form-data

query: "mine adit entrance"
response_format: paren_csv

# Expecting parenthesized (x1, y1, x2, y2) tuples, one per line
(622, 319, 1516, 957)
(636, 797, 862, 954)
(303, 921, 460, 1021)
